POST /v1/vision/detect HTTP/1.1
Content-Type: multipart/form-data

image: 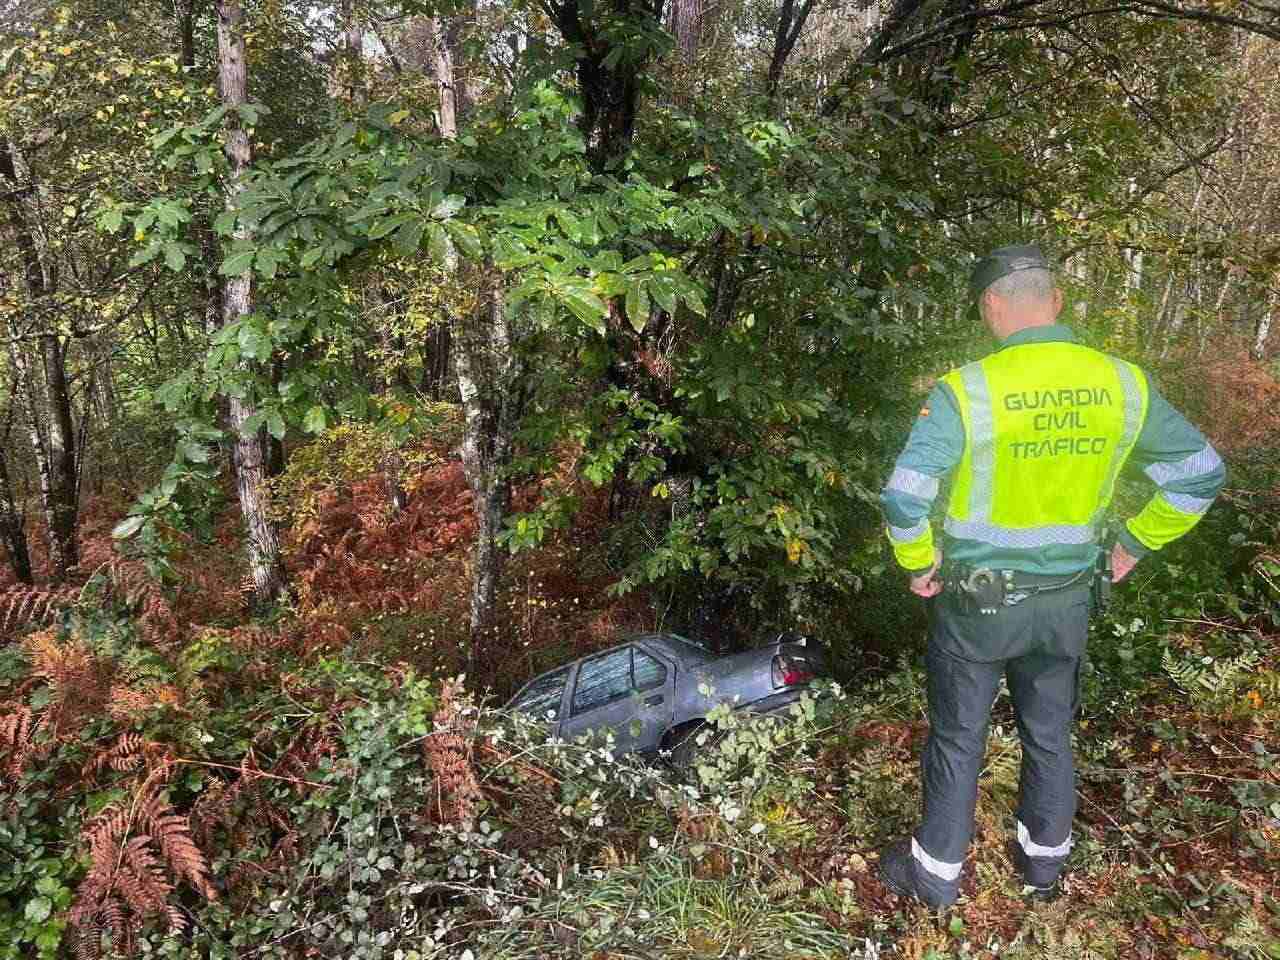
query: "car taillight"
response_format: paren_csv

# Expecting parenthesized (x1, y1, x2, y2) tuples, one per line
(772, 654, 813, 687)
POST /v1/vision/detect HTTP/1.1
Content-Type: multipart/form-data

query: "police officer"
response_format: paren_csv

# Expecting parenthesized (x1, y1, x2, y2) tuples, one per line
(876, 245, 1226, 908)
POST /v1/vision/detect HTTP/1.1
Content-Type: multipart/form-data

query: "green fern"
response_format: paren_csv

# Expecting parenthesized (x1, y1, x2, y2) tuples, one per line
(1162, 646, 1262, 704)
(981, 732, 1022, 796)
(1222, 912, 1280, 959)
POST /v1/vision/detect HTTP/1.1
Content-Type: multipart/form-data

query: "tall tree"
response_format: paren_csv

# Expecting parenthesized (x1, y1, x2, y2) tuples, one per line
(429, 12, 529, 653)
(0, 395, 33, 583)
(670, 0, 702, 62)
(215, 0, 286, 606)
(0, 142, 80, 581)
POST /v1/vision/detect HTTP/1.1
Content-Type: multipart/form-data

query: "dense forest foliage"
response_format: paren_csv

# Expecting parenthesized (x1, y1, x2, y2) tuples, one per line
(1, 0, 1279, 956)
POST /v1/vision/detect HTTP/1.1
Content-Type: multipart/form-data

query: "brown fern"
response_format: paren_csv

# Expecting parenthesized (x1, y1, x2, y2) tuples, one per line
(68, 778, 215, 958)
(25, 629, 114, 740)
(1, 705, 46, 784)
(423, 677, 483, 824)
(138, 785, 216, 899)
(84, 734, 171, 784)
(0, 584, 75, 636)
(106, 682, 186, 724)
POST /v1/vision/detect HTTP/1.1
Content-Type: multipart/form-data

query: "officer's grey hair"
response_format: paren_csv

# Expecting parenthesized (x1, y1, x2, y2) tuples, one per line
(987, 267, 1055, 305)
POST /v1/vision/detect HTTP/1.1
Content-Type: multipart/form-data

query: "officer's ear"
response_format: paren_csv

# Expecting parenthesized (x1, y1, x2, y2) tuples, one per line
(978, 289, 1000, 334)
(1051, 286, 1064, 319)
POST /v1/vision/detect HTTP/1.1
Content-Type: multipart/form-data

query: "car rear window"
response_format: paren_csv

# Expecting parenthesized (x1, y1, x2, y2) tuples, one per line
(512, 666, 570, 720)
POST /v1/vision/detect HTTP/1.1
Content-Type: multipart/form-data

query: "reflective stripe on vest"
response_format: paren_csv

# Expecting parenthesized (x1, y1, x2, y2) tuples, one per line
(943, 518, 1096, 548)
(959, 362, 995, 524)
(940, 342, 1149, 549)
(1094, 357, 1143, 524)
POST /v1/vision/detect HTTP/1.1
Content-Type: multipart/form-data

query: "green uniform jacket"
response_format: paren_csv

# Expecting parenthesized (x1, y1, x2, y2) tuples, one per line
(880, 324, 1226, 575)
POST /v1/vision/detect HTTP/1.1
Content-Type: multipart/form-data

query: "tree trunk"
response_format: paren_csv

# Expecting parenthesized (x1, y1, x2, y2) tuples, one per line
(429, 16, 460, 137)
(671, 0, 703, 63)
(5, 339, 66, 580)
(1254, 287, 1277, 360)
(549, 1, 651, 172)
(39, 333, 79, 574)
(1067, 253, 1089, 320)
(431, 33, 524, 656)
(1152, 269, 1176, 347)
(0, 405, 33, 585)
(1148, 179, 1204, 351)
(425, 19, 460, 410)
(767, 0, 816, 98)
(422, 319, 453, 401)
(334, 0, 365, 103)
(455, 267, 524, 660)
(217, 0, 286, 608)
(74, 367, 94, 507)
(0, 459, 32, 585)
(1, 142, 79, 581)
(177, 0, 198, 69)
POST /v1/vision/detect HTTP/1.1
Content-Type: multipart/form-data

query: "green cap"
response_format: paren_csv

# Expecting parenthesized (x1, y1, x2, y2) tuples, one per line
(967, 244, 1051, 320)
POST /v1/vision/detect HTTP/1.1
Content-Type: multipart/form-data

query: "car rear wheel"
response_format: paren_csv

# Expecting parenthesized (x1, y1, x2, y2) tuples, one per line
(666, 721, 726, 777)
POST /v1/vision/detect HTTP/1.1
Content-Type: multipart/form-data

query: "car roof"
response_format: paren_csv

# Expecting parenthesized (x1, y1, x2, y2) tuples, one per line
(505, 632, 717, 707)
(628, 632, 716, 665)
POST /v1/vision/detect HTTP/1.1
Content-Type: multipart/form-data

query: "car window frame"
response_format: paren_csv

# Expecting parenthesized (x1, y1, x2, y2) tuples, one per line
(631, 644, 668, 693)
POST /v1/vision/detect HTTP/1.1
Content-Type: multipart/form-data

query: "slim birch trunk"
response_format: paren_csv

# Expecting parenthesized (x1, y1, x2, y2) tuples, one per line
(0, 404, 33, 584)
(5, 338, 74, 580)
(1211, 177, 1276, 342)
(1, 141, 79, 581)
(1067, 253, 1088, 320)
(454, 269, 524, 658)
(430, 16, 459, 137)
(216, 0, 286, 607)
(40, 334, 78, 572)
(1151, 180, 1206, 351)
(1121, 182, 1144, 346)
(1254, 287, 1277, 360)
(433, 17, 524, 657)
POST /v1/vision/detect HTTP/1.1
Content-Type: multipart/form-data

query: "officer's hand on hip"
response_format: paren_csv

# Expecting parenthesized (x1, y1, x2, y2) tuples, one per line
(910, 549, 943, 598)
(1110, 541, 1139, 583)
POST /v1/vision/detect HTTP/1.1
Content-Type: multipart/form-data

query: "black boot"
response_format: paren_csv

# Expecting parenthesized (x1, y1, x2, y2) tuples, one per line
(1007, 840, 1062, 902)
(877, 837, 959, 909)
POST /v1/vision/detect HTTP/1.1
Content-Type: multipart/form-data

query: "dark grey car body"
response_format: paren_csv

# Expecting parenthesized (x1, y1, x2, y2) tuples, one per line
(503, 632, 828, 758)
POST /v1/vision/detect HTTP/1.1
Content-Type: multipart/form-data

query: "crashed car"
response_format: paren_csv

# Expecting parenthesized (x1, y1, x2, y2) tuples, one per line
(503, 632, 829, 766)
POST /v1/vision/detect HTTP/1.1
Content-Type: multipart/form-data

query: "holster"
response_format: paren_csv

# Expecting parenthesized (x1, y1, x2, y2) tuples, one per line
(1091, 544, 1113, 613)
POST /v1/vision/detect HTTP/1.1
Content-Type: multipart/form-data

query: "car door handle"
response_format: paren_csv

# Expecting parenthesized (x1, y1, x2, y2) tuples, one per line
(644, 694, 664, 706)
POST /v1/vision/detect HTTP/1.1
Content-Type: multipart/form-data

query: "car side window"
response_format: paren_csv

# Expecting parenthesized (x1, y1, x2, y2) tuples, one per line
(512, 666, 570, 720)
(633, 648, 667, 691)
(571, 648, 633, 715)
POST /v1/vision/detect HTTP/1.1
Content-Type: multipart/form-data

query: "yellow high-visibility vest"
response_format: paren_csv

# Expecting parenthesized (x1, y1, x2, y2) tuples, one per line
(939, 341, 1149, 550)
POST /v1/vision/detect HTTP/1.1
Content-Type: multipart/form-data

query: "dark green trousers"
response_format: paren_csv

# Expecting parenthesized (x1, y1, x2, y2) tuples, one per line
(909, 583, 1090, 896)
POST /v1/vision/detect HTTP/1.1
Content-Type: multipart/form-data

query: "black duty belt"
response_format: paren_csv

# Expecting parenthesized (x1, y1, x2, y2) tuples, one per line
(943, 562, 1101, 615)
